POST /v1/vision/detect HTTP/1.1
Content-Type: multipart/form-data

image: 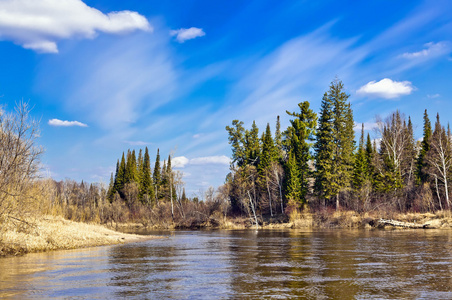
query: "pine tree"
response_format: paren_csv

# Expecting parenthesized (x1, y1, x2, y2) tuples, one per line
(153, 148, 161, 200)
(244, 121, 260, 166)
(284, 101, 317, 206)
(417, 109, 432, 184)
(114, 152, 126, 196)
(107, 172, 115, 201)
(139, 147, 154, 205)
(275, 116, 283, 158)
(314, 92, 335, 204)
(353, 124, 368, 188)
(259, 123, 276, 173)
(285, 150, 301, 205)
(226, 120, 246, 167)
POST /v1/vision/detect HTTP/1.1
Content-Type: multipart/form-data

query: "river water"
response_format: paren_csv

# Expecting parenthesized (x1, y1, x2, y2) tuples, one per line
(0, 229, 451, 299)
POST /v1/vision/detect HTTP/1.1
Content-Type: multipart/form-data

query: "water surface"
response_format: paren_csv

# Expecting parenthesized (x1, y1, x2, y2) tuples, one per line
(1, 229, 451, 299)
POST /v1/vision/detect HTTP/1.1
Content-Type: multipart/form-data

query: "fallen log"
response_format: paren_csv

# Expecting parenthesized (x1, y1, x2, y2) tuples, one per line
(377, 218, 430, 229)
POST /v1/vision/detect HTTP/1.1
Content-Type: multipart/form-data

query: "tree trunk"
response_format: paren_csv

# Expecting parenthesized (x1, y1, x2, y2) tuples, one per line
(266, 176, 273, 217)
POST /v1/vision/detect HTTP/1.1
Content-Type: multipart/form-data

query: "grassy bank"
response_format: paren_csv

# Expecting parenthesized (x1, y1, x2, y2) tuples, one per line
(120, 210, 452, 230)
(0, 216, 159, 257)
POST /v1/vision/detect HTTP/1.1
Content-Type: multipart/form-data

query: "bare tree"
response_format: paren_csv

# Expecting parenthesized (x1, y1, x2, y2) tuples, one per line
(425, 114, 452, 210)
(0, 102, 43, 221)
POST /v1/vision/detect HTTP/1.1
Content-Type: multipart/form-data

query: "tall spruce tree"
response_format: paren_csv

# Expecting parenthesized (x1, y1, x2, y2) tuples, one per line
(314, 92, 335, 204)
(284, 101, 317, 206)
(114, 152, 126, 196)
(244, 121, 260, 166)
(314, 79, 355, 209)
(139, 147, 154, 204)
(417, 109, 432, 184)
(226, 120, 246, 167)
(153, 148, 161, 199)
(353, 124, 368, 189)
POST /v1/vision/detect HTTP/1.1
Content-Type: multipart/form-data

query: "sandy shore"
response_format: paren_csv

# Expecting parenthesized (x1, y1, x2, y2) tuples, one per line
(0, 215, 161, 257)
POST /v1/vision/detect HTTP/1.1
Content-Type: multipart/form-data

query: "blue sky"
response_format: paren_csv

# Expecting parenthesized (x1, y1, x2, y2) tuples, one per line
(1, 0, 451, 197)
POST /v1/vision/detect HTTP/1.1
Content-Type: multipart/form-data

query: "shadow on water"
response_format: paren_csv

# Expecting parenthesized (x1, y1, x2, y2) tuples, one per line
(1, 229, 451, 299)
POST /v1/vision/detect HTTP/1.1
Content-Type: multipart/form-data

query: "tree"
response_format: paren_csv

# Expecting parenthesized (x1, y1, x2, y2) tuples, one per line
(153, 148, 161, 201)
(314, 79, 354, 209)
(425, 114, 452, 210)
(417, 109, 432, 184)
(139, 147, 154, 205)
(284, 101, 317, 207)
(114, 153, 126, 197)
(226, 120, 246, 167)
(314, 92, 335, 205)
(0, 102, 43, 220)
(244, 121, 260, 166)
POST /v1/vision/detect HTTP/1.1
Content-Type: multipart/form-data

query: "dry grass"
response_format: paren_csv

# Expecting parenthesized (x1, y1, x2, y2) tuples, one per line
(0, 215, 158, 256)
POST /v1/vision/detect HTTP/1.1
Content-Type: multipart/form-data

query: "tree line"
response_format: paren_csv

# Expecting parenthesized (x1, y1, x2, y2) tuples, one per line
(225, 79, 452, 219)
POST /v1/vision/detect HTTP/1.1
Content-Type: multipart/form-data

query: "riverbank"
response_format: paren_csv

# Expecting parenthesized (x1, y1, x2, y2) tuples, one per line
(110, 210, 452, 231)
(0, 215, 159, 257)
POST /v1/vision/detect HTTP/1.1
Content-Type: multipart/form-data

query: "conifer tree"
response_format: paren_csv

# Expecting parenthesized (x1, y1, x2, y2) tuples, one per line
(114, 152, 126, 196)
(284, 101, 317, 206)
(353, 124, 368, 188)
(107, 172, 115, 201)
(259, 123, 276, 173)
(244, 121, 260, 166)
(139, 147, 154, 204)
(153, 149, 161, 200)
(226, 120, 246, 167)
(275, 116, 283, 157)
(314, 92, 335, 204)
(417, 109, 432, 184)
(285, 150, 301, 205)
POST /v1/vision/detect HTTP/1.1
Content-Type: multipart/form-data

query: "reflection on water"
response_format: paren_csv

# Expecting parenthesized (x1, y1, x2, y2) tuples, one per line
(1, 229, 451, 299)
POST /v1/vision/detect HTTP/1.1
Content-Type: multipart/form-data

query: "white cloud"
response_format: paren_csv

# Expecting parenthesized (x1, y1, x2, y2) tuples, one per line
(400, 42, 450, 59)
(48, 118, 88, 127)
(172, 155, 230, 168)
(354, 122, 378, 131)
(190, 155, 230, 165)
(427, 93, 440, 99)
(356, 78, 414, 99)
(0, 0, 151, 53)
(170, 27, 205, 43)
(123, 140, 149, 146)
(172, 156, 190, 168)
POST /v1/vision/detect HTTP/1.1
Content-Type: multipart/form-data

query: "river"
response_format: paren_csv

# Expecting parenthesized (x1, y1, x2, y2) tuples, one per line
(1, 229, 451, 299)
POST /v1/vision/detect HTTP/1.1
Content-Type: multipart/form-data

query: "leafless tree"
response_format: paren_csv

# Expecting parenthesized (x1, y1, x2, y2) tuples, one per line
(0, 102, 43, 221)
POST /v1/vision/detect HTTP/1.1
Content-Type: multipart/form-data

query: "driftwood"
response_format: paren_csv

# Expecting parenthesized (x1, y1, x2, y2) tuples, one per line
(377, 218, 430, 229)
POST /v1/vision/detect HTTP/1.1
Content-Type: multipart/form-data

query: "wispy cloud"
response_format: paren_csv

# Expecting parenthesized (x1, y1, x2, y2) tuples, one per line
(354, 122, 378, 131)
(356, 78, 415, 99)
(400, 42, 450, 60)
(123, 140, 150, 146)
(427, 93, 440, 99)
(172, 155, 230, 168)
(0, 0, 151, 53)
(170, 27, 205, 43)
(48, 119, 88, 127)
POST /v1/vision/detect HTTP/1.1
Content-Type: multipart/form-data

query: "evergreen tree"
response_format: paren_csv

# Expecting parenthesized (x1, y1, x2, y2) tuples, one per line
(275, 116, 283, 157)
(139, 147, 154, 204)
(314, 79, 354, 208)
(244, 121, 260, 166)
(114, 152, 126, 196)
(284, 101, 317, 206)
(153, 148, 161, 199)
(314, 92, 335, 204)
(417, 109, 432, 184)
(107, 172, 115, 201)
(226, 120, 246, 167)
(259, 123, 276, 173)
(353, 124, 368, 188)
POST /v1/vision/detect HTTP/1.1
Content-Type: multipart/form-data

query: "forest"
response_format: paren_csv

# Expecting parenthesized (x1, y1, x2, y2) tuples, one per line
(1, 79, 451, 231)
(224, 79, 451, 221)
